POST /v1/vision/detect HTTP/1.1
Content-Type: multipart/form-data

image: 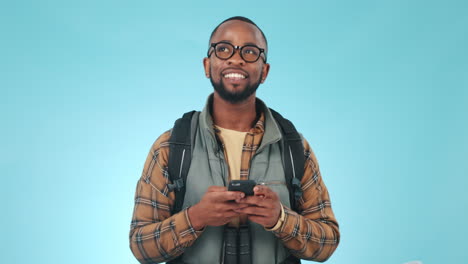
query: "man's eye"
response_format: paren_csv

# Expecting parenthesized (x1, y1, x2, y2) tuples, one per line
(217, 46, 230, 53)
(243, 48, 258, 55)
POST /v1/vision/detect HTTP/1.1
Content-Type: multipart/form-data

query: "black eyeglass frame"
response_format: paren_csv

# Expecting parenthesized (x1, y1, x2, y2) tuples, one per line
(207, 42, 267, 63)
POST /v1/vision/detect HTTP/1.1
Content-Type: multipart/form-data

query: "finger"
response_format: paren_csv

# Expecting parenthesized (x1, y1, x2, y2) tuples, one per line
(209, 190, 245, 202)
(253, 185, 278, 200)
(232, 203, 250, 210)
(221, 201, 250, 211)
(235, 206, 270, 217)
(223, 191, 245, 201)
(222, 210, 242, 219)
(207, 186, 227, 192)
(208, 208, 242, 219)
(237, 196, 272, 208)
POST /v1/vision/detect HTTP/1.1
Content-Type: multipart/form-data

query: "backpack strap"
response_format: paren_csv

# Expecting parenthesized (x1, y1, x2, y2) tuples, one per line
(167, 110, 199, 214)
(269, 108, 305, 212)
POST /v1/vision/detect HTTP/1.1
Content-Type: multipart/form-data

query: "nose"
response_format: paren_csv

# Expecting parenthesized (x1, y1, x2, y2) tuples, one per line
(227, 47, 245, 66)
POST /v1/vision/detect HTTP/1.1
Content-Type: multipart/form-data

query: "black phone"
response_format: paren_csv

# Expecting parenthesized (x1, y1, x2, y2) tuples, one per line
(228, 180, 256, 196)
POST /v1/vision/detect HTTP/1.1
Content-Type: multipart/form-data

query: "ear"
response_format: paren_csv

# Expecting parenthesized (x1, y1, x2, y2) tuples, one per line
(260, 63, 270, 83)
(203, 57, 210, 78)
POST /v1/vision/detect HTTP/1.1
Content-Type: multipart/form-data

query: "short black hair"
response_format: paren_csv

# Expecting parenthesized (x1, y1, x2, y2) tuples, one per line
(208, 16, 268, 54)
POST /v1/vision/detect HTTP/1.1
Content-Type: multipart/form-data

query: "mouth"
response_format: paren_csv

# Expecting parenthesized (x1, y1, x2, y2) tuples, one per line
(222, 69, 248, 81)
(223, 72, 247, 80)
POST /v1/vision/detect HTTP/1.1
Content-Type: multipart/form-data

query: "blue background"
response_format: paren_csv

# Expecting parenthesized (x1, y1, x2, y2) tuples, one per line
(1, 0, 467, 263)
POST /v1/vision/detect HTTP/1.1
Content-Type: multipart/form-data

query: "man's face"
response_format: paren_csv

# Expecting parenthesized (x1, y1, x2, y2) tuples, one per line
(203, 20, 270, 104)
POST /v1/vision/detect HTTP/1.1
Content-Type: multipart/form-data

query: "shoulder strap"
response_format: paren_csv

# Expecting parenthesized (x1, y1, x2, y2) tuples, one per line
(269, 108, 305, 212)
(167, 110, 199, 214)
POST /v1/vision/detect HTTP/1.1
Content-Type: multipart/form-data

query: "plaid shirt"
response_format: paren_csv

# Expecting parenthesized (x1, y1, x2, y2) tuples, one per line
(129, 111, 340, 263)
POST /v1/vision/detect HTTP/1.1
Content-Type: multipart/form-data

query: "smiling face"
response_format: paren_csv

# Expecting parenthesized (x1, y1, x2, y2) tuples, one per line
(203, 20, 270, 104)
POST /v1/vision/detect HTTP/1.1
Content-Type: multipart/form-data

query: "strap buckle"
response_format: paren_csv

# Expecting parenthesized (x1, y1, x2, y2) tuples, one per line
(292, 178, 302, 200)
(168, 178, 184, 191)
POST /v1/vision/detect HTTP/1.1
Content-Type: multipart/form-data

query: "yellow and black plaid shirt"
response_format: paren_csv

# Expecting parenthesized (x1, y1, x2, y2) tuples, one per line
(129, 111, 340, 263)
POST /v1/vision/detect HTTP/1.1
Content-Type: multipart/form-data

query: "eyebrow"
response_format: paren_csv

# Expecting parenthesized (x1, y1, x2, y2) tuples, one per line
(217, 40, 261, 47)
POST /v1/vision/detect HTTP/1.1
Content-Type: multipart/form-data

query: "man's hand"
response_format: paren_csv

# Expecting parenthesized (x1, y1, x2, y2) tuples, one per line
(235, 185, 282, 228)
(188, 186, 247, 230)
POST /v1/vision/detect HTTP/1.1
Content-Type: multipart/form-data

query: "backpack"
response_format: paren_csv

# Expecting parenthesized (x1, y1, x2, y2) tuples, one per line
(167, 109, 305, 214)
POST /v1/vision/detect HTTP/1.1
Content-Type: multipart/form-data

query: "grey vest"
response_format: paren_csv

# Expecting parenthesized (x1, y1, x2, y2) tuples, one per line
(180, 102, 293, 264)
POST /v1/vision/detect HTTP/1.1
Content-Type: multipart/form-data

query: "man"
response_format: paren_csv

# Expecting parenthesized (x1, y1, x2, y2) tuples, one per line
(130, 16, 340, 264)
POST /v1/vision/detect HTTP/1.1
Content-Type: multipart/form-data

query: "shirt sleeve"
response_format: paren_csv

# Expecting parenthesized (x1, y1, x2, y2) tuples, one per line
(129, 131, 204, 264)
(272, 138, 340, 262)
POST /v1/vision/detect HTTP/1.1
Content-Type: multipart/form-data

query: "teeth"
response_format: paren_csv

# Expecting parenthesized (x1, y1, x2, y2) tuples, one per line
(224, 73, 246, 79)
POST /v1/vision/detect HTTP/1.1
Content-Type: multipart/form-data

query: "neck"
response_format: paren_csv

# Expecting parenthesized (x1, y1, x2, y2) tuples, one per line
(212, 92, 257, 132)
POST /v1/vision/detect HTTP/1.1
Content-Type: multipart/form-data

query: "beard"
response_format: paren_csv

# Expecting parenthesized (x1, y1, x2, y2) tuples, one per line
(210, 69, 262, 104)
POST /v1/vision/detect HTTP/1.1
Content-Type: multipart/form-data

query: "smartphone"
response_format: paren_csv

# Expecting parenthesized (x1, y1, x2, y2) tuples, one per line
(228, 180, 256, 196)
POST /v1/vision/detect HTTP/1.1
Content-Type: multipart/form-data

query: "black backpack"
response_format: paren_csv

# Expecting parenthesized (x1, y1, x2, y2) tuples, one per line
(167, 109, 305, 214)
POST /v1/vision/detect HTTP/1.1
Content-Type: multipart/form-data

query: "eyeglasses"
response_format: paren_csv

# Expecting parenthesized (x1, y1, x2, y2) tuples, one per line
(207, 42, 267, 63)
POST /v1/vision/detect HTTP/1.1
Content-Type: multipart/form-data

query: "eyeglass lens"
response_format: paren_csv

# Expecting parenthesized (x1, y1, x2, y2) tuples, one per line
(214, 43, 261, 62)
